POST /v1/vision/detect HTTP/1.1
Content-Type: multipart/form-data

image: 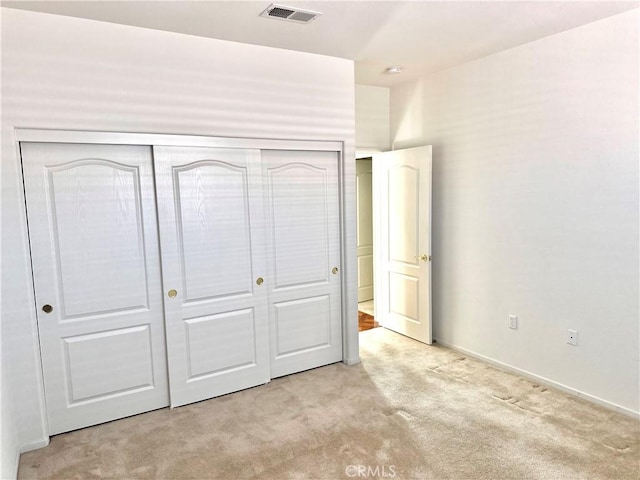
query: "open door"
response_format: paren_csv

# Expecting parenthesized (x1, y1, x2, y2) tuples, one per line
(373, 146, 432, 344)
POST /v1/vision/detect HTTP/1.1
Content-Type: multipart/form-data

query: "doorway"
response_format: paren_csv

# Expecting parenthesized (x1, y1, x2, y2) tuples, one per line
(356, 157, 378, 331)
(357, 146, 433, 343)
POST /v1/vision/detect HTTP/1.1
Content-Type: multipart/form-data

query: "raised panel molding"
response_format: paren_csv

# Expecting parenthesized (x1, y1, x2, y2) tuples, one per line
(63, 325, 154, 404)
(389, 272, 419, 322)
(48, 160, 148, 319)
(173, 160, 253, 303)
(388, 165, 419, 265)
(268, 163, 330, 289)
(274, 295, 331, 357)
(184, 309, 257, 380)
(356, 170, 373, 248)
(357, 255, 374, 287)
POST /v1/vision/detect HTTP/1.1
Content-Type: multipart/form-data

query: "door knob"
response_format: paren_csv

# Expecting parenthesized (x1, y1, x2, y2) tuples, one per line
(42, 304, 53, 314)
(167, 289, 178, 298)
(332, 267, 339, 275)
(256, 277, 264, 286)
(415, 254, 431, 262)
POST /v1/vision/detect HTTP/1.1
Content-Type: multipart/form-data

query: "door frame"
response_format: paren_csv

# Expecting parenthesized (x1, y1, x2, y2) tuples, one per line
(16, 127, 360, 438)
(356, 158, 374, 303)
(356, 149, 381, 319)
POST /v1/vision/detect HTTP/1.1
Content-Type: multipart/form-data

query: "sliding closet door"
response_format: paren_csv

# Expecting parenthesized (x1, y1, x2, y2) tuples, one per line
(262, 150, 343, 378)
(154, 146, 270, 407)
(21, 143, 169, 435)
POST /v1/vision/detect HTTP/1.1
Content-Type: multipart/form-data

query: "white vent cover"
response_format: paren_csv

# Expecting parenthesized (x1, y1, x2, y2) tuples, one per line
(259, 3, 322, 24)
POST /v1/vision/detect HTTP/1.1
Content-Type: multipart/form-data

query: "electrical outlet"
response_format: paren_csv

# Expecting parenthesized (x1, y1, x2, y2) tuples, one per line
(508, 315, 518, 330)
(567, 329, 578, 346)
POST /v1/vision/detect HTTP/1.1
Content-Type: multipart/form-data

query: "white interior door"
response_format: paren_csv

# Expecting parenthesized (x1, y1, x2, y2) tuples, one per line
(21, 143, 169, 434)
(373, 146, 432, 344)
(154, 146, 270, 407)
(356, 159, 374, 303)
(262, 150, 343, 378)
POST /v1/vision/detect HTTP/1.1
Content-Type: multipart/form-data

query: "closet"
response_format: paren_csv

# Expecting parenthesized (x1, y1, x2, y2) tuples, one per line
(21, 138, 343, 435)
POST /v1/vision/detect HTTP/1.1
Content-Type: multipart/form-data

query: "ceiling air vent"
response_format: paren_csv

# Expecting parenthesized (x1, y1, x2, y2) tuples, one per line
(259, 3, 322, 24)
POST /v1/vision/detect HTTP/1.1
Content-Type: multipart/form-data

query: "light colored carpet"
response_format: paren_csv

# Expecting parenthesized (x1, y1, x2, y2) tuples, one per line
(19, 328, 639, 479)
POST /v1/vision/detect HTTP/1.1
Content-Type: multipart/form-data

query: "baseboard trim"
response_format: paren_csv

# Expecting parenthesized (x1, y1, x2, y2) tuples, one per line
(19, 438, 49, 454)
(343, 356, 361, 366)
(11, 438, 48, 480)
(434, 338, 640, 419)
(13, 448, 20, 480)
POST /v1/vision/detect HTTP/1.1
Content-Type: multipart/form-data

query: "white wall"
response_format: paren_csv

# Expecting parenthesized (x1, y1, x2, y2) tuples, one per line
(0, 7, 356, 473)
(391, 10, 639, 414)
(355, 85, 390, 151)
(1, 359, 19, 479)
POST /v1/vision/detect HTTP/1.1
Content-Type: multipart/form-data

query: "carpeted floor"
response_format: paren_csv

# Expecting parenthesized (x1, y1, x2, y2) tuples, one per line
(19, 328, 639, 479)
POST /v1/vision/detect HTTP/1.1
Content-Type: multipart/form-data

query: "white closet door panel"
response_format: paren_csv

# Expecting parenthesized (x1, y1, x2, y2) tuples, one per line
(64, 325, 154, 402)
(154, 146, 269, 407)
(185, 309, 257, 378)
(176, 162, 253, 301)
(21, 143, 169, 435)
(269, 163, 329, 287)
(274, 295, 331, 355)
(49, 162, 148, 317)
(263, 150, 342, 378)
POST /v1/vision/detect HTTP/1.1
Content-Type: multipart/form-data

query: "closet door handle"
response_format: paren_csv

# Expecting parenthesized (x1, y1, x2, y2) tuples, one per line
(256, 277, 264, 286)
(42, 304, 53, 314)
(168, 289, 178, 298)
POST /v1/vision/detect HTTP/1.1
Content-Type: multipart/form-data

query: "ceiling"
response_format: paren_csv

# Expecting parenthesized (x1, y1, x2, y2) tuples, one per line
(3, 0, 638, 87)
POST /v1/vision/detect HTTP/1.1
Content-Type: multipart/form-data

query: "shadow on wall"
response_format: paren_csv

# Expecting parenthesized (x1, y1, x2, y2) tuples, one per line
(388, 78, 446, 341)
(390, 80, 425, 151)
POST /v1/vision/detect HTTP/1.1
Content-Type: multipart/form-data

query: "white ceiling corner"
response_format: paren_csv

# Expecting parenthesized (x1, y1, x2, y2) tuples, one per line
(1, 0, 638, 87)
